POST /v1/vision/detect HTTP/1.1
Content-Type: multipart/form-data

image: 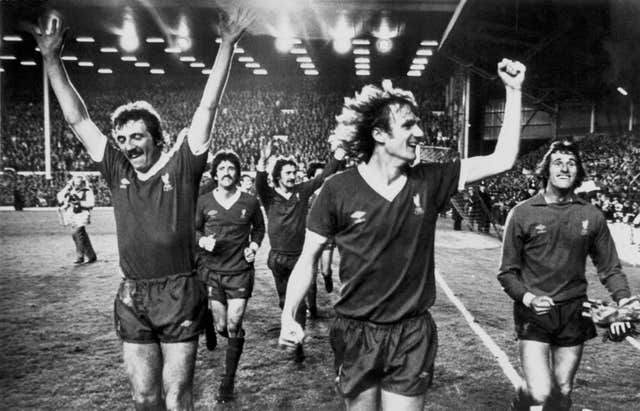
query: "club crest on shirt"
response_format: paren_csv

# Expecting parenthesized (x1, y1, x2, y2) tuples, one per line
(119, 178, 130, 189)
(240, 208, 247, 219)
(350, 211, 367, 225)
(413, 193, 424, 215)
(534, 224, 547, 234)
(207, 210, 218, 218)
(580, 219, 589, 235)
(162, 172, 173, 192)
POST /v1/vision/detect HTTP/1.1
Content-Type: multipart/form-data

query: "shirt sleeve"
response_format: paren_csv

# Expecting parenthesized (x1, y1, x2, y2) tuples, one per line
(590, 212, 631, 302)
(255, 170, 272, 209)
(417, 159, 461, 213)
(97, 142, 124, 188)
(195, 196, 205, 246)
(497, 208, 529, 301)
(306, 180, 336, 239)
(249, 197, 266, 246)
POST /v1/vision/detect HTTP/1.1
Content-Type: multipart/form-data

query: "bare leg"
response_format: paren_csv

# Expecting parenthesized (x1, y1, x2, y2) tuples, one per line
(122, 342, 165, 410)
(161, 340, 198, 411)
(345, 386, 380, 411)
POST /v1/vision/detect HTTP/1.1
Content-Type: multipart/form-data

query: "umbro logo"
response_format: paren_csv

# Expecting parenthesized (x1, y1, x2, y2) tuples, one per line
(350, 211, 366, 224)
(162, 172, 173, 192)
(119, 178, 130, 189)
(207, 210, 218, 217)
(534, 224, 547, 234)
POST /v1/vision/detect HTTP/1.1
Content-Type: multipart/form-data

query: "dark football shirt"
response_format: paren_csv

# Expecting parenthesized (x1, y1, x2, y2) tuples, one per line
(195, 191, 265, 273)
(308, 160, 461, 323)
(99, 138, 207, 280)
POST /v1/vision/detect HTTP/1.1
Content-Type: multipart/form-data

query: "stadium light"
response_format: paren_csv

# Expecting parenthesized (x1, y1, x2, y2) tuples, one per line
(0, 55, 17, 60)
(407, 70, 422, 77)
(190, 62, 205, 68)
(238, 56, 254, 62)
(100, 47, 118, 53)
(354, 57, 369, 64)
(355, 69, 370, 76)
(353, 48, 370, 55)
(376, 38, 393, 54)
(20, 61, 37, 66)
(372, 12, 399, 40)
(121, 56, 137, 61)
(0, 68, 4, 73)
(97, 68, 113, 74)
(300, 63, 315, 69)
(120, 11, 139, 52)
(352, 39, 370, 45)
(290, 47, 307, 54)
(296, 56, 312, 63)
(78, 61, 94, 67)
(253, 69, 268, 75)
(416, 49, 433, 56)
(179, 56, 196, 62)
(617, 87, 628, 96)
(304, 69, 319, 76)
(410, 64, 425, 70)
(76, 37, 95, 43)
(2, 35, 22, 42)
(202, 69, 212, 75)
(61, 56, 78, 61)
(413, 57, 428, 65)
(146, 37, 165, 43)
(245, 62, 261, 68)
(355, 63, 370, 70)
(134, 62, 150, 67)
(164, 47, 180, 53)
(150, 68, 165, 74)
(235, 47, 245, 54)
(333, 38, 351, 54)
(420, 40, 438, 46)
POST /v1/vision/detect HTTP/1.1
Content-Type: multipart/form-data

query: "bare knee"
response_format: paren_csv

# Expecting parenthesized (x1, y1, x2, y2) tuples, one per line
(227, 320, 242, 337)
(131, 388, 163, 410)
(527, 385, 551, 405)
(164, 385, 192, 411)
(556, 381, 573, 397)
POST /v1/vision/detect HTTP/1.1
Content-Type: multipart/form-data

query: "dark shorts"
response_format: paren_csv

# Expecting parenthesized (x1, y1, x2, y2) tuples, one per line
(200, 266, 254, 302)
(514, 297, 596, 346)
(329, 313, 438, 399)
(267, 251, 301, 305)
(114, 272, 207, 344)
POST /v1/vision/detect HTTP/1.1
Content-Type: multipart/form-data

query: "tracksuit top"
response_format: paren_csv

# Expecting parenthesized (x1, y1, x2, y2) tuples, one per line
(498, 193, 630, 303)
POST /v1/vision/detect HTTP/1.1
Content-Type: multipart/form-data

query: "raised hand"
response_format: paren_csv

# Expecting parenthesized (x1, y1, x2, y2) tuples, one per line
(29, 11, 68, 59)
(497, 58, 526, 91)
(218, 7, 255, 45)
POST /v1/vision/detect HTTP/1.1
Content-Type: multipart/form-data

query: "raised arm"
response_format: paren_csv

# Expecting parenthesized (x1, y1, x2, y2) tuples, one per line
(30, 14, 107, 161)
(461, 59, 525, 184)
(188, 7, 254, 154)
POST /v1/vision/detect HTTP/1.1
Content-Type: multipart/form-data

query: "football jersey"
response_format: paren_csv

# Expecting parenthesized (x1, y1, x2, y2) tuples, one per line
(308, 160, 461, 323)
(99, 138, 207, 280)
(195, 191, 265, 273)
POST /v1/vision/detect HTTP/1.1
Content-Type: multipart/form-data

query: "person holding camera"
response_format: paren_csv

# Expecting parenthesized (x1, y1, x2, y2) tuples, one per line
(57, 175, 97, 264)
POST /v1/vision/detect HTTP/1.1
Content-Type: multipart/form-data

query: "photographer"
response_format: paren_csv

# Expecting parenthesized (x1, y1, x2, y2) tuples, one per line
(57, 175, 97, 264)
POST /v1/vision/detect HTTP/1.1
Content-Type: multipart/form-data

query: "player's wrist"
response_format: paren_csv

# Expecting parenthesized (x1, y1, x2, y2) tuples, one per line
(522, 292, 536, 308)
(249, 242, 259, 252)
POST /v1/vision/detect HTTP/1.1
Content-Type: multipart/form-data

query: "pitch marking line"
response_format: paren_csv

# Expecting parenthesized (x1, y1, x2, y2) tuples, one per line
(435, 270, 523, 389)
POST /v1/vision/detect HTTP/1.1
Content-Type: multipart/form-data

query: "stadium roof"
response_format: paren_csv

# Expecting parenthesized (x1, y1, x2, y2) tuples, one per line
(1, 0, 639, 108)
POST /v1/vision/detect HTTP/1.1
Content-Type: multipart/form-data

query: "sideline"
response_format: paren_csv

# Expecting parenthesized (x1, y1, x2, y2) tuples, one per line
(435, 270, 524, 389)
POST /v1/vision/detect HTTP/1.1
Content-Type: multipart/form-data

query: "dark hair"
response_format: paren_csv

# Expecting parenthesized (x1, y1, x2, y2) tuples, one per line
(306, 161, 325, 179)
(333, 82, 418, 162)
(272, 157, 298, 186)
(110, 101, 164, 145)
(210, 149, 242, 187)
(535, 140, 586, 190)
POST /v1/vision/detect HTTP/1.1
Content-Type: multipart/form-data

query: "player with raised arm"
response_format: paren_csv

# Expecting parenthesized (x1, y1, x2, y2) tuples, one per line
(279, 59, 525, 410)
(255, 138, 345, 362)
(30, 8, 252, 410)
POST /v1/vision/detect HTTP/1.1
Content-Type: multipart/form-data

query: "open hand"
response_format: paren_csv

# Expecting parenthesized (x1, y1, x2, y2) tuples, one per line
(218, 7, 255, 45)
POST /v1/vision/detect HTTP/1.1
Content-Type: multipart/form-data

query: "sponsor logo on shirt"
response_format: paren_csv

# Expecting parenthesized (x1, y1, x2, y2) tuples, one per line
(413, 193, 424, 215)
(119, 178, 130, 189)
(350, 211, 367, 224)
(534, 224, 547, 234)
(162, 172, 173, 192)
(581, 219, 589, 235)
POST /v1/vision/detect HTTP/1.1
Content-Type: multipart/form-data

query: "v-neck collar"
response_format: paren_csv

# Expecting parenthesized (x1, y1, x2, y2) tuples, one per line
(357, 163, 407, 202)
(213, 189, 241, 210)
